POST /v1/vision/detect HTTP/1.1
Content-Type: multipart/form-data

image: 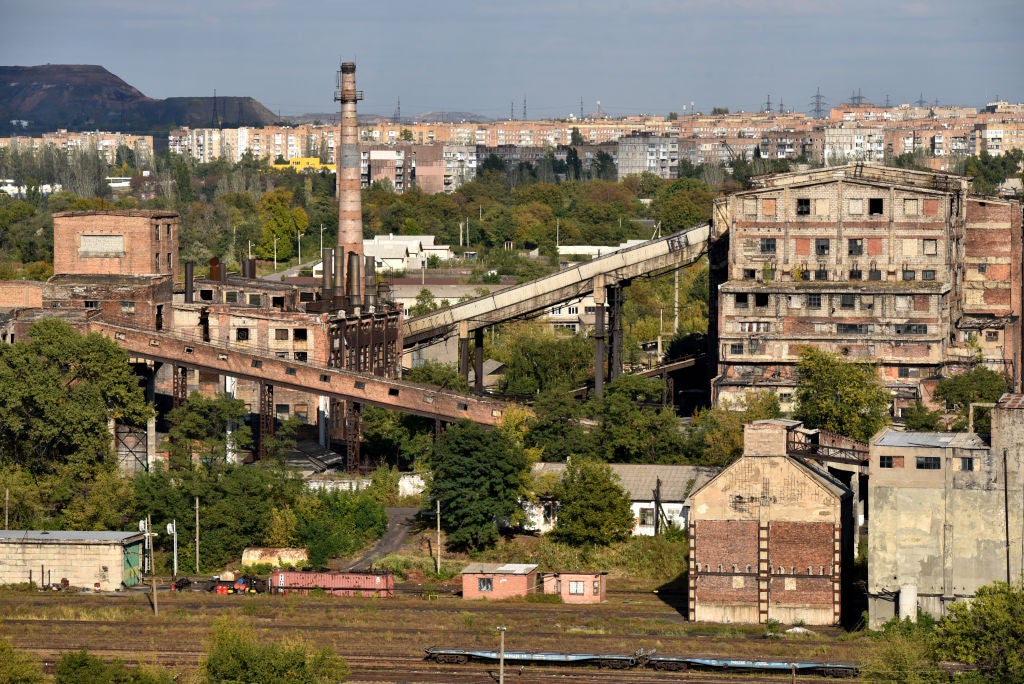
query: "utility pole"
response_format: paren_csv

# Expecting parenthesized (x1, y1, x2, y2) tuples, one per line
(496, 626, 507, 684)
(297, 229, 301, 264)
(436, 498, 441, 574)
(273, 235, 280, 270)
(195, 496, 200, 574)
(319, 223, 324, 254)
(167, 521, 178, 579)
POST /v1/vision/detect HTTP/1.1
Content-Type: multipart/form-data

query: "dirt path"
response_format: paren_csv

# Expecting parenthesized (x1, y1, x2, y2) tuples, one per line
(343, 506, 419, 571)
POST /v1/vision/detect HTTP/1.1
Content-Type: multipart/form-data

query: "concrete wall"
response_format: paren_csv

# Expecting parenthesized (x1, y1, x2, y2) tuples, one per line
(0, 539, 139, 591)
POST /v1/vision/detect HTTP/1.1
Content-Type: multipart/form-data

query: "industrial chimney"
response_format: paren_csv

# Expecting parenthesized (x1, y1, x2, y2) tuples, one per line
(336, 61, 364, 303)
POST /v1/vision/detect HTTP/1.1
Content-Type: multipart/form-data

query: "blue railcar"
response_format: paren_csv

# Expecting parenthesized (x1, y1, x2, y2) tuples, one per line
(424, 647, 645, 669)
(648, 655, 858, 677)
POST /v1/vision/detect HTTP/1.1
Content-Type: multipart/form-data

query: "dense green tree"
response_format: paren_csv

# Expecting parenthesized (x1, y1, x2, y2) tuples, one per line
(551, 458, 635, 546)
(591, 151, 617, 181)
(589, 375, 688, 463)
(860, 616, 946, 683)
(408, 288, 438, 316)
(55, 650, 174, 683)
(686, 390, 782, 466)
(570, 127, 584, 146)
(164, 392, 253, 468)
(491, 321, 592, 396)
(793, 347, 891, 441)
(524, 389, 590, 461)
(933, 580, 1024, 682)
(901, 400, 944, 431)
(257, 188, 308, 262)
(0, 640, 45, 684)
(428, 420, 530, 551)
(404, 360, 470, 392)
(651, 178, 714, 231)
(203, 617, 349, 683)
(360, 406, 434, 470)
(933, 364, 1009, 433)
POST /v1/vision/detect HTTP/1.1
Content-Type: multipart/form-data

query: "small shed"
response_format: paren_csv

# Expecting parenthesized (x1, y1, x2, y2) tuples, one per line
(0, 530, 146, 591)
(461, 562, 539, 600)
(541, 571, 607, 603)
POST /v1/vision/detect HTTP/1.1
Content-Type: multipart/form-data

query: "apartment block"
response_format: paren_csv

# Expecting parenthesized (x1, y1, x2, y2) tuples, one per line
(616, 134, 678, 179)
(711, 164, 1023, 413)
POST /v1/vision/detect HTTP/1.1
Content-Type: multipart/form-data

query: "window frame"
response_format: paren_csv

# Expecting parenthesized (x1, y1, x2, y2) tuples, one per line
(478, 577, 493, 592)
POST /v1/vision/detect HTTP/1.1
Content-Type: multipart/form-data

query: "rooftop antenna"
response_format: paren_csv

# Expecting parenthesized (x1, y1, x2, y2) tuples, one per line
(809, 88, 827, 118)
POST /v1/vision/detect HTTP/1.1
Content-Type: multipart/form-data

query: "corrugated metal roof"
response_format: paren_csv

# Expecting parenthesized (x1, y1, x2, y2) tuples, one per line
(532, 462, 720, 502)
(0, 530, 144, 543)
(874, 430, 987, 449)
(461, 563, 538, 575)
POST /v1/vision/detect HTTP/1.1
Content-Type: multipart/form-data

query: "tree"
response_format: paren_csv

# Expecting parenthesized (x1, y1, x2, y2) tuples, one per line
(902, 400, 943, 431)
(524, 389, 590, 461)
(551, 458, 635, 546)
(933, 364, 1009, 433)
(0, 640, 45, 684)
(404, 360, 470, 392)
(591, 151, 617, 181)
(570, 127, 584, 146)
(588, 375, 689, 463)
(793, 347, 891, 441)
(428, 420, 530, 551)
(55, 650, 174, 683)
(491, 321, 592, 396)
(164, 392, 253, 468)
(203, 617, 349, 683)
(686, 390, 782, 466)
(257, 188, 308, 261)
(860, 617, 946, 683)
(933, 580, 1024, 682)
(408, 288, 438, 316)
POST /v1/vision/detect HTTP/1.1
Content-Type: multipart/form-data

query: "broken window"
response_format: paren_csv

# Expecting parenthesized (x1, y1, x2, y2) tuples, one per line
(986, 331, 999, 342)
(743, 268, 757, 279)
(815, 238, 830, 256)
(978, 263, 987, 273)
(894, 324, 928, 335)
(840, 294, 856, 309)
(796, 198, 811, 216)
(121, 301, 136, 314)
(869, 197, 884, 215)
(735, 293, 749, 308)
(478, 578, 493, 592)
(848, 238, 863, 256)
(200, 289, 214, 301)
(236, 328, 250, 341)
(760, 238, 776, 254)
(837, 323, 870, 334)
(294, 351, 308, 362)
(293, 328, 308, 341)
(915, 456, 941, 470)
(639, 508, 656, 526)
(754, 293, 769, 307)
(813, 269, 828, 281)
(898, 367, 921, 378)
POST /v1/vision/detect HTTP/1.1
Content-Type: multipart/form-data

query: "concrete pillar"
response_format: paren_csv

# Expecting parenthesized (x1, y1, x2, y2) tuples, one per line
(318, 395, 331, 448)
(474, 328, 485, 393)
(593, 275, 606, 399)
(458, 320, 470, 381)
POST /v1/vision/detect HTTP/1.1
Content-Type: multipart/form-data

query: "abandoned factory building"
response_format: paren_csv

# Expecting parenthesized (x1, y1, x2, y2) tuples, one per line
(710, 163, 1023, 415)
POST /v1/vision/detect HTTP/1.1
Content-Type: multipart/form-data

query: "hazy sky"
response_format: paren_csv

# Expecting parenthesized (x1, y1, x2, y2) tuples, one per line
(5, 0, 1022, 120)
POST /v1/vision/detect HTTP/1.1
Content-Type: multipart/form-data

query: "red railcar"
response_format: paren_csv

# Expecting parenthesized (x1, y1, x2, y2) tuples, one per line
(269, 571, 395, 597)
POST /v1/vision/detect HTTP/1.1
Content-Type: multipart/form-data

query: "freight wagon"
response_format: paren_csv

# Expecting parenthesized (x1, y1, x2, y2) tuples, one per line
(269, 571, 395, 597)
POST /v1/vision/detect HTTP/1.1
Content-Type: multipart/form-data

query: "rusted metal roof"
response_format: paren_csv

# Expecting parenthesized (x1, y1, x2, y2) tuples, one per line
(996, 393, 1024, 410)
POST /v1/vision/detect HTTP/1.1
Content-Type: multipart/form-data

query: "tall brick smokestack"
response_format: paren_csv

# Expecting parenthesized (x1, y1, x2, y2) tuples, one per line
(335, 61, 364, 302)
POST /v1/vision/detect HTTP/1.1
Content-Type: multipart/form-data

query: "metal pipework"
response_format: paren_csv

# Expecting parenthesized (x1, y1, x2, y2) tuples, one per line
(333, 247, 346, 305)
(184, 262, 194, 303)
(364, 255, 377, 308)
(321, 248, 334, 297)
(347, 251, 362, 309)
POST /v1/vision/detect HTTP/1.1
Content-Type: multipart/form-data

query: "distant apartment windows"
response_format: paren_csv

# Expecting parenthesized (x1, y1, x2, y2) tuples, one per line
(898, 367, 921, 378)
(869, 198, 884, 215)
(894, 324, 928, 335)
(868, 269, 882, 281)
(916, 456, 941, 470)
(848, 239, 864, 256)
(796, 198, 811, 216)
(849, 269, 863, 280)
(478, 578, 493, 592)
(815, 239, 830, 256)
(902, 270, 916, 281)
(738, 322, 771, 333)
(275, 329, 289, 341)
(837, 323, 870, 334)
(807, 294, 822, 309)
(961, 457, 974, 472)
(879, 456, 895, 469)
(922, 270, 936, 281)
(743, 268, 757, 279)
(922, 239, 938, 256)
(978, 263, 988, 274)
(848, 198, 864, 215)
(904, 199, 919, 216)
(754, 293, 769, 307)
(735, 293, 749, 308)
(120, 301, 135, 315)
(729, 343, 745, 355)
(236, 328, 250, 341)
(840, 294, 856, 309)
(760, 238, 777, 254)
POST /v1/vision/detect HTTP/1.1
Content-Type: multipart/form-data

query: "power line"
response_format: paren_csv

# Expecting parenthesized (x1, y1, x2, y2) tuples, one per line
(809, 87, 828, 118)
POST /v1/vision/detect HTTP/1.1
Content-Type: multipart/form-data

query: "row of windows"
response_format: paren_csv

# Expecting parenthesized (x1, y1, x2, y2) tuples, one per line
(879, 455, 974, 471)
(748, 196, 936, 218)
(744, 266, 936, 282)
(760, 237, 940, 256)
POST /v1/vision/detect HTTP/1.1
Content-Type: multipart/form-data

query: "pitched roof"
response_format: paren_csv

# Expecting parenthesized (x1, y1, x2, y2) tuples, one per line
(532, 462, 720, 502)
(461, 562, 538, 575)
(0, 530, 144, 544)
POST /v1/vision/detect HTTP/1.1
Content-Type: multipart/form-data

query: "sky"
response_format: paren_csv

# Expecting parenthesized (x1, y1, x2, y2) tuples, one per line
(4, 0, 1023, 121)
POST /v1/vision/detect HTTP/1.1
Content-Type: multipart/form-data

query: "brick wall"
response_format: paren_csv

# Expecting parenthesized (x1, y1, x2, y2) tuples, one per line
(53, 211, 179, 281)
(462, 571, 537, 600)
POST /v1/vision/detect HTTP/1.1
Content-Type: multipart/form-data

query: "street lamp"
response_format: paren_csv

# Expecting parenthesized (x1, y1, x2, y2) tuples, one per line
(273, 235, 280, 271)
(496, 626, 507, 684)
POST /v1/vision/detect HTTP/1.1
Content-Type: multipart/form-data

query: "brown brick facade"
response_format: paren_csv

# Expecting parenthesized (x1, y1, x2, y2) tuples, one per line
(53, 210, 179, 282)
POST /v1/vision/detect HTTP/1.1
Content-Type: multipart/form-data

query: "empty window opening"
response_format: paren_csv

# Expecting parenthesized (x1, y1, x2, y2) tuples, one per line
(743, 268, 757, 279)
(735, 293, 749, 308)
(478, 577, 493, 592)
(293, 328, 308, 341)
(796, 198, 811, 215)
(815, 238, 830, 256)
(869, 198, 884, 215)
(236, 328, 250, 341)
(754, 293, 769, 307)
(199, 289, 214, 301)
(849, 269, 863, 280)
(848, 239, 863, 256)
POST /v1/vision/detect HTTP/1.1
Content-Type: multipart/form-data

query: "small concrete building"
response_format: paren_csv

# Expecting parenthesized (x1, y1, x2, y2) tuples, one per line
(0, 530, 146, 591)
(689, 421, 854, 625)
(868, 394, 1024, 627)
(541, 571, 607, 604)
(461, 562, 539, 600)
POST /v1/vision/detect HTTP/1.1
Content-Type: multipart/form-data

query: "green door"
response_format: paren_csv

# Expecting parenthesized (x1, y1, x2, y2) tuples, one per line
(122, 541, 143, 587)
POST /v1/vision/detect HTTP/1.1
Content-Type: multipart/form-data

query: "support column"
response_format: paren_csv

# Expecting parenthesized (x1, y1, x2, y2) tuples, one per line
(593, 275, 606, 399)
(474, 328, 484, 393)
(609, 283, 626, 381)
(172, 365, 188, 408)
(258, 383, 274, 461)
(318, 396, 331, 448)
(144, 363, 157, 471)
(458, 320, 470, 382)
(345, 402, 362, 473)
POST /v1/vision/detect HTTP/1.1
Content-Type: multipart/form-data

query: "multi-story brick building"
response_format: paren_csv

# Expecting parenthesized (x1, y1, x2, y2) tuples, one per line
(688, 420, 854, 625)
(711, 164, 1023, 413)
